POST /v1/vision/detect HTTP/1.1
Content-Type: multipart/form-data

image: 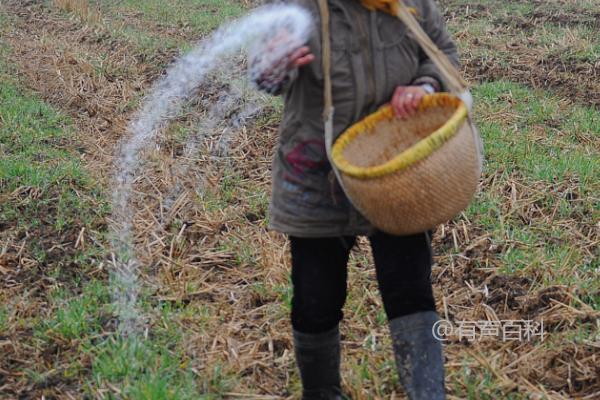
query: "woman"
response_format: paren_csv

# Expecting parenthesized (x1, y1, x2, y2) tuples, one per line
(253, 0, 458, 398)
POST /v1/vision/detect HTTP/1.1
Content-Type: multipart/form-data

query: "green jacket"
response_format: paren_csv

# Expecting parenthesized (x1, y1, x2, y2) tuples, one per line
(268, 0, 459, 237)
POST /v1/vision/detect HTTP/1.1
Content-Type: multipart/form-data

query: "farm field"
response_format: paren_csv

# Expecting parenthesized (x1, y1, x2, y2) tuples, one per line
(0, 0, 598, 399)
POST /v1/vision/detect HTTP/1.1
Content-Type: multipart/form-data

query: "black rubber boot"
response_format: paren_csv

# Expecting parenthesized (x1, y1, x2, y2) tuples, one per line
(293, 326, 344, 400)
(389, 311, 446, 400)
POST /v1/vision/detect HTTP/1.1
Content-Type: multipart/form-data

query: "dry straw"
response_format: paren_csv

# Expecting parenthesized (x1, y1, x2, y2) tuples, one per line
(53, 0, 101, 25)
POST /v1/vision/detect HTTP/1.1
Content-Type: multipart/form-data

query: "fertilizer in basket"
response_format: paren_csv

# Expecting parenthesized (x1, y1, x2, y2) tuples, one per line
(111, 4, 312, 337)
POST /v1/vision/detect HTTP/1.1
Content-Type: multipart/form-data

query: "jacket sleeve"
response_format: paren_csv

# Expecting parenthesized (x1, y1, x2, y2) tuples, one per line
(413, 0, 459, 92)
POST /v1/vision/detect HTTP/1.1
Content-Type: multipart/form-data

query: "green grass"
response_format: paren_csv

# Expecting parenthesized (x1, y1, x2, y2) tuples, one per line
(475, 81, 598, 181)
(0, 306, 8, 333)
(86, 0, 246, 53)
(0, 85, 77, 186)
(0, 80, 110, 271)
(460, 80, 599, 308)
(108, 0, 245, 33)
(90, 337, 201, 399)
(87, 296, 242, 398)
(0, 64, 101, 395)
(443, 0, 600, 100)
(38, 281, 111, 341)
(48, 0, 245, 55)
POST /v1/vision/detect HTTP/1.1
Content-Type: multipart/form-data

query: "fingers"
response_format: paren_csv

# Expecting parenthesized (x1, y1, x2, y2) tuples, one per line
(391, 86, 427, 119)
(293, 53, 315, 67)
(392, 87, 408, 119)
(289, 46, 314, 68)
(289, 46, 310, 61)
(410, 90, 424, 112)
(260, 45, 312, 78)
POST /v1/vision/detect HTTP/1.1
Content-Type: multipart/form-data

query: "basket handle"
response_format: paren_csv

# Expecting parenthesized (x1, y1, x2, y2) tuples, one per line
(318, 0, 333, 120)
(318, 0, 335, 157)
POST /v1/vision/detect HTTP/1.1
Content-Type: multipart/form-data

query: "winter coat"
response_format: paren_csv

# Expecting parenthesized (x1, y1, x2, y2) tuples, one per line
(268, 0, 459, 237)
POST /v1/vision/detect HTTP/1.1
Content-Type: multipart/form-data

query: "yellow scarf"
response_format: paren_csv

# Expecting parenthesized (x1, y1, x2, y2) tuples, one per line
(360, 0, 399, 15)
(359, 0, 416, 16)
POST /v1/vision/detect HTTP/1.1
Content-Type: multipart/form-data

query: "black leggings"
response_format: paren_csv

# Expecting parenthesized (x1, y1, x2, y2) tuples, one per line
(290, 231, 436, 334)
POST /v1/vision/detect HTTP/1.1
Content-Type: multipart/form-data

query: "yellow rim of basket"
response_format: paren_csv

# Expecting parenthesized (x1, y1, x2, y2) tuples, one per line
(332, 93, 468, 179)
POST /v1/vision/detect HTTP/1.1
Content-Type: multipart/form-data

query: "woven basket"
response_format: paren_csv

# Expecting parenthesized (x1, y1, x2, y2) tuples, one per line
(331, 93, 480, 235)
